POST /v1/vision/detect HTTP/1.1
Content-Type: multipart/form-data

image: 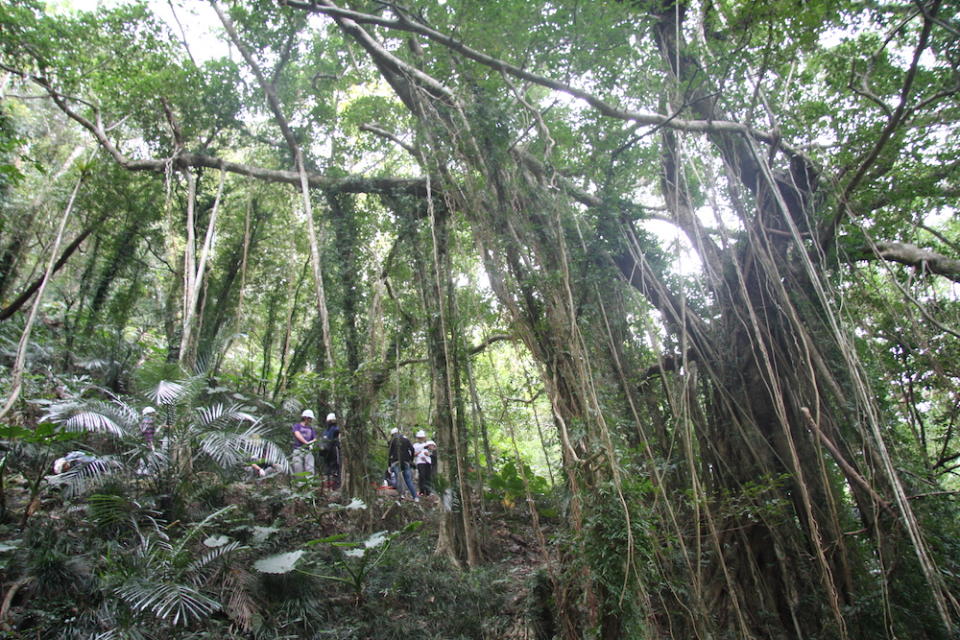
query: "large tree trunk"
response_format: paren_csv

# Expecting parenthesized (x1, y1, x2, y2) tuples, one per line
(326, 192, 368, 501)
(412, 201, 480, 567)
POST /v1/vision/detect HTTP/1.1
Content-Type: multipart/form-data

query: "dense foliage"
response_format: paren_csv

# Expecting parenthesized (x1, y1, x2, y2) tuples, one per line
(1, 0, 959, 637)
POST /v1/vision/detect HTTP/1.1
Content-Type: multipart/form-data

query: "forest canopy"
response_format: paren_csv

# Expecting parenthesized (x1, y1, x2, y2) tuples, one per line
(1, 0, 959, 638)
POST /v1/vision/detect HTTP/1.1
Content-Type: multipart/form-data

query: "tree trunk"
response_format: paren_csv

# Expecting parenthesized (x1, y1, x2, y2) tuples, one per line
(180, 167, 224, 370)
(0, 221, 99, 322)
(0, 144, 85, 301)
(0, 174, 83, 419)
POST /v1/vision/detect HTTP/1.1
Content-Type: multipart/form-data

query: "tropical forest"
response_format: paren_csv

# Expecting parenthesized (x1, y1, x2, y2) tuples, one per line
(0, 0, 959, 638)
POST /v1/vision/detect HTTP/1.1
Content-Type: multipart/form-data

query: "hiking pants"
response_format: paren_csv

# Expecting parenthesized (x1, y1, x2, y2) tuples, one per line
(292, 447, 315, 475)
(391, 461, 417, 500)
(417, 462, 432, 496)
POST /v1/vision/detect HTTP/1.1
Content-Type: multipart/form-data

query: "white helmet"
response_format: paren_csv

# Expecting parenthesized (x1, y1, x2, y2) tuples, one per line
(326, 413, 337, 422)
(142, 406, 156, 416)
(416, 430, 426, 438)
(301, 409, 316, 419)
(390, 427, 399, 435)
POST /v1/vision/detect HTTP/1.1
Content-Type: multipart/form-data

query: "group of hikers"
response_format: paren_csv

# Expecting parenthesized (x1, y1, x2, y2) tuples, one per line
(385, 426, 436, 502)
(54, 406, 437, 503)
(289, 409, 342, 487)
(290, 408, 438, 501)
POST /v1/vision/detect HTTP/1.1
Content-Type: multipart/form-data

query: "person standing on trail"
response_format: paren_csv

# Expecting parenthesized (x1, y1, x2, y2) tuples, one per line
(291, 409, 318, 476)
(413, 429, 436, 496)
(141, 406, 157, 449)
(322, 412, 341, 489)
(388, 427, 418, 502)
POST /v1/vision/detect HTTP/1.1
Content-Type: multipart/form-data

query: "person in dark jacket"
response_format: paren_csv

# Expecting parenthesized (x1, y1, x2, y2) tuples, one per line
(387, 428, 418, 502)
(322, 412, 341, 489)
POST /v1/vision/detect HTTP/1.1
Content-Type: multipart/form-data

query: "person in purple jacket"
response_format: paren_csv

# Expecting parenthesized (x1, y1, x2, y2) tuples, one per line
(141, 406, 157, 448)
(291, 409, 318, 476)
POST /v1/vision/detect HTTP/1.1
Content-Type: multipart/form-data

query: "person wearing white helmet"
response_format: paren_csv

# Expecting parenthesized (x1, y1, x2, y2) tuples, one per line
(413, 428, 436, 496)
(141, 406, 158, 449)
(291, 409, 318, 476)
(321, 412, 341, 489)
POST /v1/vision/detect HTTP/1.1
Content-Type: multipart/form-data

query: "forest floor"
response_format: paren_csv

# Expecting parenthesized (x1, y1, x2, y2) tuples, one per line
(1, 469, 557, 639)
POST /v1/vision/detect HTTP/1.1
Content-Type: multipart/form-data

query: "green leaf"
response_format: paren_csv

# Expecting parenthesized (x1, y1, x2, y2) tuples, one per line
(203, 535, 230, 548)
(253, 550, 305, 574)
(250, 526, 278, 543)
(307, 532, 349, 545)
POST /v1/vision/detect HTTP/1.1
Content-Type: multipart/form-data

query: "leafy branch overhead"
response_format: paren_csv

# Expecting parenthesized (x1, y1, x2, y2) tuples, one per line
(0, 0, 959, 638)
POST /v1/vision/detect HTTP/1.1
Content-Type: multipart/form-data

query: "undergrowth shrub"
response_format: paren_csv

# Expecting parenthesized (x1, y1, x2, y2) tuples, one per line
(578, 478, 658, 639)
(319, 534, 514, 639)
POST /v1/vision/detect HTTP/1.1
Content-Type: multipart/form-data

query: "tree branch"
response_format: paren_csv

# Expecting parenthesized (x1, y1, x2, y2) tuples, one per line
(20, 70, 427, 196)
(360, 123, 419, 156)
(823, 0, 942, 246)
(288, 0, 793, 147)
(853, 240, 960, 283)
(468, 333, 514, 355)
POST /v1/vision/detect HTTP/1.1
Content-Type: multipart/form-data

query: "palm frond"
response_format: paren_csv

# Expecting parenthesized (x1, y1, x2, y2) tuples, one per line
(115, 579, 221, 627)
(91, 630, 151, 640)
(187, 541, 243, 585)
(87, 493, 143, 531)
(237, 424, 290, 473)
(43, 399, 135, 438)
(149, 380, 187, 405)
(197, 430, 246, 469)
(131, 445, 170, 476)
(76, 358, 117, 373)
(67, 412, 125, 436)
(194, 409, 288, 472)
(137, 531, 174, 560)
(49, 457, 122, 497)
(195, 403, 257, 431)
(223, 566, 258, 633)
(247, 438, 290, 474)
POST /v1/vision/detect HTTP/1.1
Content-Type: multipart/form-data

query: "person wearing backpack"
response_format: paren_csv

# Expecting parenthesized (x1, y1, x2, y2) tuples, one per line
(322, 412, 341, 489)
(388, 427, 418, 502)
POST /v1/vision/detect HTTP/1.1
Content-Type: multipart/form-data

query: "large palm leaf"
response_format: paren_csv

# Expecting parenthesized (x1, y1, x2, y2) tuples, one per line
(42, 399, 134, 437)
(195, 406, 289, 473)
(114, 579, 221, 627)
(47, 456, 123, 497)
(146, 375, 206, 407)
(109, 506, 239, 627)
